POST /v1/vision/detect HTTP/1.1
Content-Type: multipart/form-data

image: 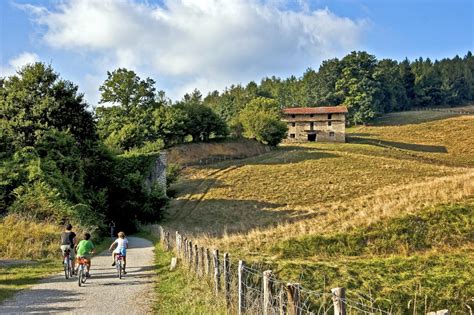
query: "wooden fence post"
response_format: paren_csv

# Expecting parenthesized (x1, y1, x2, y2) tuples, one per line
(238, 260, 246, 315)
(199, 247, 205, 277)
(159, 226, 164, 243)
(183, 238, 188, 263)
(165, 231, 170, 251)
(213, 249, 221, 295)
(263, 270, 273, 315)
(205, 248, 211, 277)
(175, 231, 180, 255)
(188, 241, 193, 268)
(286, 283, 301, 315)
(279, 284, 286, 315)
(194, 244, 199, 274)
(224, 253, 231, 309)
(331, 287, 346, 315)
(170, 257, 177, 270)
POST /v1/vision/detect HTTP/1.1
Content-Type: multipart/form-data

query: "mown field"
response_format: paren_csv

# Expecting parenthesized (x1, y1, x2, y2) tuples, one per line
(164, 109, 474, 314)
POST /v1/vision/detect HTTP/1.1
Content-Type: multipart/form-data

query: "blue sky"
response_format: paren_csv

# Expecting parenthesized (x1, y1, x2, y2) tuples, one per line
(1, 0, 473, 104)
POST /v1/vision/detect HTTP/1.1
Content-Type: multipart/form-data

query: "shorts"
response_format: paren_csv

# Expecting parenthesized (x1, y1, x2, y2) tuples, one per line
(60, 245, 75, 260)
(114, 248, 126, 256)
(77, 255, 91, 262)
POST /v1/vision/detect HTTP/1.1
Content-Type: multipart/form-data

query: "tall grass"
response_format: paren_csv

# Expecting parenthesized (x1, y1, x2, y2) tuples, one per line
(0, 214, 99, 260)
(0, 215, 60, 260)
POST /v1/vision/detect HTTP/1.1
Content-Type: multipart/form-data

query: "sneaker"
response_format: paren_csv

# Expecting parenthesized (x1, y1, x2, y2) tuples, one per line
(123, 270, 127, 274)
(112, 262, 116, 267)
(86, 272, 91, 278)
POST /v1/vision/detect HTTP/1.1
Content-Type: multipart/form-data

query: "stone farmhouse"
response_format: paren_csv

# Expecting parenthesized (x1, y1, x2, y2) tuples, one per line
(282, 106, 348, 142)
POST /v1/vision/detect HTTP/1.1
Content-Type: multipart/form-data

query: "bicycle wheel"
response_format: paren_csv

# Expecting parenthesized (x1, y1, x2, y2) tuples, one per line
(78, 268, 83, 287)
(64, 258, 69, 279)
(119, 260, 122, 279)
(68, 259, 74, 278)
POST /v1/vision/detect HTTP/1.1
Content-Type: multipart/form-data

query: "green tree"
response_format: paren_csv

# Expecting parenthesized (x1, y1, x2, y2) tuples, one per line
(153, 106, 188, 147)
(0, 63, 96, 148)
(99, 68, 158, 113)
(336, 51, 382, 124)
(313, 58, 344, 106)
(238, 97, 287, 146)
(374, 59, 408, 112)
(411, 58, 445, 107)
(399, 58, 416, 107)
(177, 89, 228, 142)
(96, 68, 167, 151)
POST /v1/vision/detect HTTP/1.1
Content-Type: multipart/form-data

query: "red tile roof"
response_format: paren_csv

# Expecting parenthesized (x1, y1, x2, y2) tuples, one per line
(282, 106, 348, 114)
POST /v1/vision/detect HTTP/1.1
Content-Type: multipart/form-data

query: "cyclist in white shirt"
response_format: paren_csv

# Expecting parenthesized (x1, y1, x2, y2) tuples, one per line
(109, 231, 129, 273)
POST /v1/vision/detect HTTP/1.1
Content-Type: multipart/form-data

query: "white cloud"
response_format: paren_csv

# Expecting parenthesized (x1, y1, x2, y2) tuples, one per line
(0, 52, 40, 77)
(22, 0, 367, 100)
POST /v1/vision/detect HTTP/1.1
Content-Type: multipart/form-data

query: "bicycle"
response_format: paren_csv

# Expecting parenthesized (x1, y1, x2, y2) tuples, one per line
(63, 249, 73, 279)
(77, 257, 88, 286)
(115, 254, 125, 279)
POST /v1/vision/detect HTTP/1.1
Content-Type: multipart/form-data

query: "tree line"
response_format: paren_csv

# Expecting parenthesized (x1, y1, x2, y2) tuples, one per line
(97, 51, 473, 153)
(203, 51, 474, 125)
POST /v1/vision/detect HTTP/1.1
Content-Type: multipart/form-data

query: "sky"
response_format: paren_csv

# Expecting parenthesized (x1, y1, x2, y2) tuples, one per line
(1, 0, 473, 104)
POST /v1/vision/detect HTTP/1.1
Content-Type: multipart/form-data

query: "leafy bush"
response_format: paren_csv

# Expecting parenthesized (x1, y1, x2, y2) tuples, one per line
(238, 97, 288, 146)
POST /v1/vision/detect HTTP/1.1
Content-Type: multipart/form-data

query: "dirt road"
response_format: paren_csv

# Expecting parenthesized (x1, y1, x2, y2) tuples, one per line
(0, 237, 155, 314)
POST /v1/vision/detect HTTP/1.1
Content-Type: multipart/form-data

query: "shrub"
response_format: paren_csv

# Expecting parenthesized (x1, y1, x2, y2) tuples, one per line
(238, 97, 288, 146)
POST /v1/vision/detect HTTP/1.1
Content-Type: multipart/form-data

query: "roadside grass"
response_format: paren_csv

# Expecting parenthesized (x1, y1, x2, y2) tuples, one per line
(0, 261, 59, 303)
(0, 215, 61, 260)
(135, 229, 226, 315)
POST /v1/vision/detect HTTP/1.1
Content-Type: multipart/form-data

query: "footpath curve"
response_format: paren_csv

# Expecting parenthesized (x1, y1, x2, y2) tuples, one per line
(0, 236, 155, 314)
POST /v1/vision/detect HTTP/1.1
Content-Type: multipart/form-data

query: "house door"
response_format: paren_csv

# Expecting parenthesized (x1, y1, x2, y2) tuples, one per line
(308, 134, 316, 142)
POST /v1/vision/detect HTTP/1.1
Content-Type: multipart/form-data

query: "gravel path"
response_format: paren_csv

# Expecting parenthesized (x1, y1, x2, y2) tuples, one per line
(0, 237, 155, 314)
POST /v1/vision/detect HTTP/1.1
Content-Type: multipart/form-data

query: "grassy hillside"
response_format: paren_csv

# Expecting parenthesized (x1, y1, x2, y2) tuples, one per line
(163, 109, 473, 314)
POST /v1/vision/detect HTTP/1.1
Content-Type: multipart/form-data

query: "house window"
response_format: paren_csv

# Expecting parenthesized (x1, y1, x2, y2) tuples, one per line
(291, 122, 296, 127)
(290, 133, 296, 138)
(329, 132, 335, 137)
(328, 121, 332, 126)
(328, 114, 332, 119)
(291, 114, 296, 118)
(310, 114, 314, 117)
(310, 122, 314, 130)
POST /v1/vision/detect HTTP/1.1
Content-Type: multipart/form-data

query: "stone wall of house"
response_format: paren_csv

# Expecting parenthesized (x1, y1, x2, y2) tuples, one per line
(283, 113, 346, 143)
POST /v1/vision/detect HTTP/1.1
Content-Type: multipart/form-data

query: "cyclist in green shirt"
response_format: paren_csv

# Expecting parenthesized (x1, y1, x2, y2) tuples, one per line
(75, 233, 95, 277)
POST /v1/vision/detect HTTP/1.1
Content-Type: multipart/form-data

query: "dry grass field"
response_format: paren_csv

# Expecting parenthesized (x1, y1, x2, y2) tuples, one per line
(164, 108, 474, 314)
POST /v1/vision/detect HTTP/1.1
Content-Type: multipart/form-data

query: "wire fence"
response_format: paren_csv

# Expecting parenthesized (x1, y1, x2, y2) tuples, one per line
(154, 226, 450, 315)
(179, 147, 273, 167)
(411, 107, 474, 115)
